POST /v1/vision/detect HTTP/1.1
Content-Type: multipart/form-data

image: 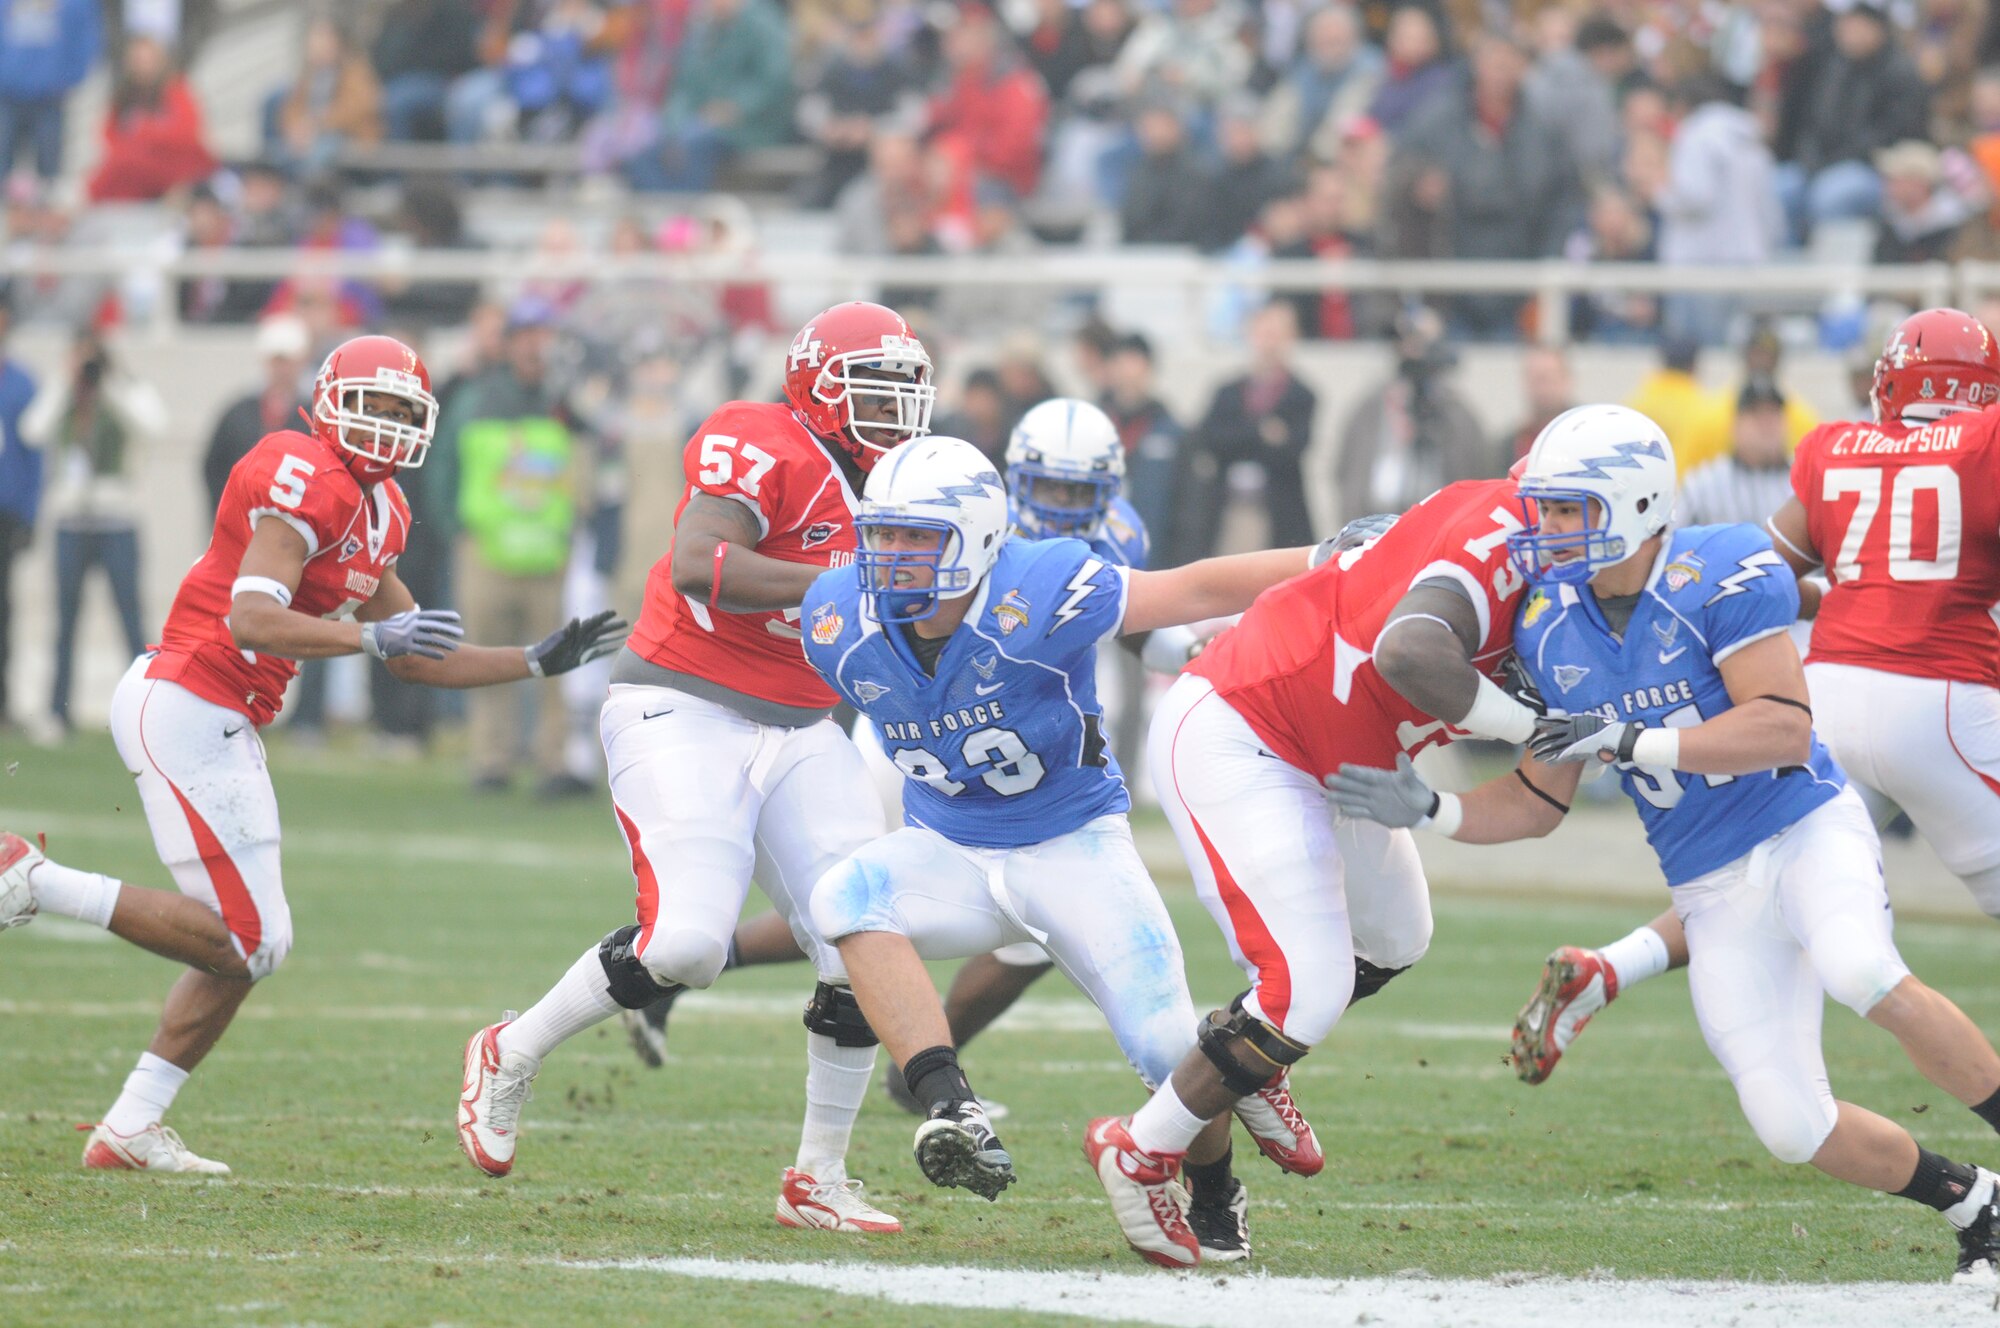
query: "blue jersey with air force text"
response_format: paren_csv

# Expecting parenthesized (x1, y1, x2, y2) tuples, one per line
(1512, 523, 1845, 885)
(802, 536, 1133, 849)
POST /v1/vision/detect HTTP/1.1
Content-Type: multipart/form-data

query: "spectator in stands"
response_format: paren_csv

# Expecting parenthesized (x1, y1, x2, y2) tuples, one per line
(1034, 0, 1136, 213)
(1523, 7, 1617, 183)
(1186, 300, 1318, 558)
(1563, 184, 1657, 342)
(936, 367, 1010, 465)
(1677, 376, 1796, 527)
(267, 14, 382, 176)
(1367, 4, 1454, 137)
(633, 0, 791, 191)
(581, 0, 688, 176)
(796, 18, 924, 208)
(1022, 0, 1107, 105)
(86, 34, 215, 202)
(609, 345, 690, 616)
(1198, 95, 1290, 252)
(835, 131, 934, 255)
(178, 185, 270, 325)
(372, 0, 483, 142)
(1071, 315, 1118, 399)
(1113, 0, 1252, 118)
(1873, 138, 1974, 262)
(24, 329, 166, 737)
(1496, 342, 1574, 467)
(380, 175, 481, 326)
(234, 161, 298, 248)
(1119, 97, 1207, 244)
(1333, 304, 1486, 524)
(1774, 0, 1929, 242)
(439, 297, 588, 796)
(1258, 3, 1382, 161)
(202, 314, 310, 513)
(879, 201, 946, 319)
(1964, 64, 2000, 250)
(927, 2, 1049, 202)
(0, 286, 36, 730)
(1912, 0, 1984, 141)
(1299, 160, 1383, 336)
(1396, 30, 1580, 337)
(994, 333, 1057, 435)
(0, 0, 99, 183)
(1099, 331, 1187, 562)
(1626, 334, 1722, 478)
(1678, 318, 1819, 475)
(1648, 74, 1780, 347)
(938, 180, 1044, 334)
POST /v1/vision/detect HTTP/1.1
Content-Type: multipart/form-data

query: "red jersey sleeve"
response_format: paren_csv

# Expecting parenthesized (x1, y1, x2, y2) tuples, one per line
(231, 436, 359, 559)
(1390, 480, 1530, 659)
(681, 404, 805, 540)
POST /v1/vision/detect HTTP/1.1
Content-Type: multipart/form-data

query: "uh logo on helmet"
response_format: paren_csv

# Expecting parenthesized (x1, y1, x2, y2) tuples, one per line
(783, 302, 937, 473)
(311, 333, 439, 484)
(1506, 404, 1676, 586)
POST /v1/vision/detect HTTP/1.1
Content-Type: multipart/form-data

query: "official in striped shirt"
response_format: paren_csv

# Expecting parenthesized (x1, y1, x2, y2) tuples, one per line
(1676, 376, 1796, 526)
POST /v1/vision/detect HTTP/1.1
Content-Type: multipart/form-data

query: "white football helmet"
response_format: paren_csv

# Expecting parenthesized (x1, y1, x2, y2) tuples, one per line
(1507, 404, 1675, 585)
(1004, 398, 1125, 539)
(855, 435, 1010, 622)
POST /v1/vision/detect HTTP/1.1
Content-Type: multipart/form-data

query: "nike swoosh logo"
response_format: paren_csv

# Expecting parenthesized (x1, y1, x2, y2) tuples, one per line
(223, 726, 245, 739)
(974, 683, 1002, 696)
(641, 708, 676, 721)
(1658, 647, 1686, 665)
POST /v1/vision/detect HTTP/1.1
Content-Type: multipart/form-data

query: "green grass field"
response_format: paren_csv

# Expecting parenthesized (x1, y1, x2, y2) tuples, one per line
(3, 733, 1998, 1326)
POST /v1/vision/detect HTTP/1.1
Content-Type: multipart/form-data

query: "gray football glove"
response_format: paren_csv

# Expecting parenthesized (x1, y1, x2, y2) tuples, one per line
(1322, 754, 1439, 828)
(526, 609, 630, 678)
(1529, 713, 1643, 765)
(360, 608, 463, 661)
(1309, 512, 1401, 568)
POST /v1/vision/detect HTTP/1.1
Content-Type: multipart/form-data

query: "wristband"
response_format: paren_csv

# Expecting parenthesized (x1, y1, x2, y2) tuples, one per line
(1417, 790, 1463, 837)
(708, 542, 729, 608)
(231, 575, 294, 609)
(1630, 728, 1681, 768)
(1460, 674, 1538, 745)
(524, 644, 545, 678)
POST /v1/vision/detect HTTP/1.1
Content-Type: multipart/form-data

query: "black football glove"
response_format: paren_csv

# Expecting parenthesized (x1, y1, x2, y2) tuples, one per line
(526, 609, 629, 678)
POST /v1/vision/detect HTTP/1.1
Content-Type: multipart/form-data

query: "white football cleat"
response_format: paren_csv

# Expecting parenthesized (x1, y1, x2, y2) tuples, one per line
(774, 1167, 903, 1234)
(0, 832, 42, 930)
(1512, 946, 1619, 1085)
(79, 1122, 230, 1174)
(1083, 1115, 1199, 1268)
(458, 1016, 536, 1177)
(1234, 1073, 1325, 1177)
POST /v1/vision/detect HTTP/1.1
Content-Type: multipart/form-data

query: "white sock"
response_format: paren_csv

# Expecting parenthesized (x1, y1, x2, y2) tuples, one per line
(795, 1031, 876, 1180)
(1599, 924, 1671, 994)
(1946, 1168, 1998, 1229)
(27, 859, 120, 928)
(1127, 1079, 1208, 1157)
(497, 946, 619, 1064)
(101, 1052, 189, 1136)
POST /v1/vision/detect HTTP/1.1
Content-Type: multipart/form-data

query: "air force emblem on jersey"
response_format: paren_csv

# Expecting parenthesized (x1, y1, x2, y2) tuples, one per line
(971, 655, 998, 681)
(810, 602, 844, 645)
(853, 680, 890, 704)
(801, 521, 841, 549)
(994, 589, 1031, 636)
(1653, 617, 1679, 650)
(1664, 553, 1704, 592)
(1552, 664, 1591, 693)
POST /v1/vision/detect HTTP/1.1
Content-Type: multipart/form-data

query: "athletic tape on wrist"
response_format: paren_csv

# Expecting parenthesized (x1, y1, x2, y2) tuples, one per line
(231, 575, 293, 609)
(1418, 791, 1463, 837)
(1629, 728, 1680, 768)
(1461, 674, 1537, 744)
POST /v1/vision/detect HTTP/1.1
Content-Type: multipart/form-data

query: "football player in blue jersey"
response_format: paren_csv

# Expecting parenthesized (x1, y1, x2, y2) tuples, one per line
(1325, 404, 2000, 1284)
(802, 434, 1323, 1266)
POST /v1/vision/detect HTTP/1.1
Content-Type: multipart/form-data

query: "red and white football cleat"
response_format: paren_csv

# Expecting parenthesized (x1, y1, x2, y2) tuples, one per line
(1512, 946, 1619, 1085)
(0, 832, 43, 930)
(1233, 1073, 1325, 1177)
(1083, 1115, 1200, 1268)
(458, 1016, 537, 1177)
(79, 1122, 230, 1174)
(774, 1167, 902, 1234)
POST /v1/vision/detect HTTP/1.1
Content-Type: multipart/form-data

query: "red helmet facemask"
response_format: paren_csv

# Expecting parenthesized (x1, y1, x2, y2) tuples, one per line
(782, 301, 936, 472)
(1871, 308, 2000, 424)
(310, 334, 439, 483)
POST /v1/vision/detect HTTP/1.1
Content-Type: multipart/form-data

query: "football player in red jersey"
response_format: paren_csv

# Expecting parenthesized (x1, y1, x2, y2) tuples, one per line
(1507, 309, 2000, 1096)
(1080, 472, 1558, 1260)
(0, 334, 626, 1174)
(456, 302, 933, 1235)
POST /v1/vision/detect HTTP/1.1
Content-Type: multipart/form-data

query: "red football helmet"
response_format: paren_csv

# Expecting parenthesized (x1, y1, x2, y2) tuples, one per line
(783, 302, 935, 470)
(1871, 308, 2000, 423)
(311, 334, 439, 483)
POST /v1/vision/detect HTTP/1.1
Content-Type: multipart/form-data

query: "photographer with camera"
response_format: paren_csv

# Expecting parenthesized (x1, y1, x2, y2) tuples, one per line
(1334, 304, 1488, 525)
(23, 327, 167, 739)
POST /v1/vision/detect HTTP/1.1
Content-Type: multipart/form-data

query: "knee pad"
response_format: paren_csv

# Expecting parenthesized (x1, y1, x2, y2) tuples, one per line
(1736, 1071, 1835, 1165)
(1198, 992, 1312, 1097)
(809, 858, 899, 944)
(802, 981, 878, 1048)
(643, 927, 731, 991)
(1348, 957, 1411, 1007)
(1810, 921, 1908, 1017)
(597, 924, 680, 1009)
